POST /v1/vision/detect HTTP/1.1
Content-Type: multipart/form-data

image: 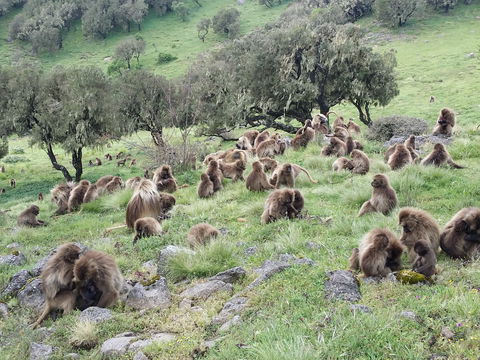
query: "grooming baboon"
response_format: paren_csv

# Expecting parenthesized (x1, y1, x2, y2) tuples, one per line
(83, 184, 99, 203)
(254, 130, 270, 149)
(105, 176, 124, 193)
(259, 157, 279, 172)
(321, 137, 347, 157)
(38, 192, 44, 201)
(358, 174, 397, 217)
(271, 163, 295, 188)
(440, 207, 480, 259)
(67, 180, 90, 212)
(187, 223, 220, 248)
(256, 139, 280, 158)
(198, 173, 215, 198)
(50, 183, 75, 215)
(95, 158, 102, 166)
(292, 122, 315, 149)
(105, 154, 113, 161)
(421, 143, 464, 169)
(236, 136, 253, 151)
(126, 179, 165, 228)
(388, 144, 413, 170)
(117, 159, 127, 167)
(287, 189, 304, 219)
(206, 160, 223, 192)
(133, 217, 162, 244)
(332, 126, 349, 142)
(73, 250, 123, 309)
(358, 228, 400, 277)
(246, 161, 275, 191)
(10, 178, 16, 188)
(219, 159, 246, 181)
(261, 188, 301, 224)
(32, 243, 82, 328)
(432, 108, 455, 137)
(332, 157, 353, 172)
(130, 159, 137, 167)
(153, 165, 178, 193)
(350, 149, 370, 175)
(347, 119, 361, 134)
(95, 175, 114, 191)
(243, 130, 259, 147)
(312, 114, 329, 135)
(17, 205, 46, 227)
(116, 152, 124, 159)
(399, 207, 441, 262)
(203, 151, 226, 166)
(125, 176, 142, 190)
(412, 240, 436, 277)
(223, 149, 248, 164)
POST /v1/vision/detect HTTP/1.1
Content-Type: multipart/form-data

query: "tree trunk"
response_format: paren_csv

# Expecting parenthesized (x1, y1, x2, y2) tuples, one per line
(127, 22, 131, 32)
(151, 129, 164, 147)
(351, 101, 371, 126)
(46, 143, 73, 182)
(71, 148, 83, 182)
(364, 103, 372, 126)
(127, 58, 131, 69)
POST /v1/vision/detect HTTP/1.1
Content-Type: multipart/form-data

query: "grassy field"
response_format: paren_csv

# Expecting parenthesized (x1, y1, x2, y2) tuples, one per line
(1, 3, 480, 360)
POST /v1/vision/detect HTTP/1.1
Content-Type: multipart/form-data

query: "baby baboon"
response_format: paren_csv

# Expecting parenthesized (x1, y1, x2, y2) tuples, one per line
(271, 163, 295, 188)
(440, 207, 480, 259)
(17, 205, 46, 227)
(105, 176, 124, 193)
(95, 158, 102, 166)
(198, 173, 215, 198)
(350, 149, 370, 175)
(357, 228, 400, 277)
(432, 108, 455, 137)
(261, 188, 300, 224)
(104, 154, 113, 161)
(38, 192, 44, 201)
(116, 152, 124, 159)
(358, 174, 397, 216)
(287, 189, 304, 219)
(68, 180, 90, 212)
(388, 144, 412, 170)
(32, 243, 82, 328)
(219, 159, 246, 181)
(187, 223, 220, 248)
(50, 183, 75, 215)
(256, 139, 280, 158)
(73, 250, 123, 309)
(399, 207, 441, 262)
(412, 240, 436, 277)
(130, 159, 137, 167)
(332, 157, 353, 172)
(206, 160, 223, 192)
(95, 175, 114, 192)
(259, 157, 279, 172)
(347, 119, 361, 134)
(321, 137, 347, 157)
(243, 130, 259, 147)
(83, 184, 99, 203)
(236, 136, 253, 151)
(88, 160, 94, 167)
(421, 143, 464, 169)
(125, 179, 164, 228)
(246, 161, 274, 192)
(254, 130, 270, 149)
(125, 176, 143, 190)
(117, 159, 127, 167)
(133, 217, 162, 244)
(10, 178, 16, 188)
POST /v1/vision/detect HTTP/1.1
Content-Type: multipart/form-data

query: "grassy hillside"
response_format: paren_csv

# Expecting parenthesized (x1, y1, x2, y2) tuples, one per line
(1, 3, 480, 360)
(0, 0, 289, 77)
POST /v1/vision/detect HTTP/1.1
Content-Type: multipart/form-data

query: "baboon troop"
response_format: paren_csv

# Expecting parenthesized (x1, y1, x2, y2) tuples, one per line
(358, 174, 397, 217)
(17, 205, 46, 227)
(187, 223, 220, 248)
(133, 217, 162, 243)
(432, 108, 455, 137)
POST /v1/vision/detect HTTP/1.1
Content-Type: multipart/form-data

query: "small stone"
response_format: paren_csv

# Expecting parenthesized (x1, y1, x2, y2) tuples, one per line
(180, 280, 233, 300)
(0, 303, 8, 318)
(34, 327, 55, 341)
(1, 269, 33, 297)
(31, 256, 49, 277)
(209, 267, 246, 284)
(100, 334, 137, 357)
(350, 304, 372, 313)
(125, 278, 171, 310)
(218, 227, 229, 235)
(246, 259, 291, 290)
(179, 298, 192, 309)
(324, 270, 361, 302)
(0, 253, 26, 266)
(440, 327, 454, 340)
(18, 279, 45, 312)
(400, 311, 418, 321)
(218, 315, 242, 333)
(134, 352, 149, 360)
(6, 242, 21, 249)
(465, 52, 475, 58)
(305, 242, 320, 249)
(212, 297, 248, 325)
(30, 343, 54, 360)
(128, 333, 176, 352)
(157, 246, 195, 276)
(293, 258, 315, 266)
(65, 353, 80, 359)
(79, 307, 112, 323)
(244, 246, 257, 256)
(278, 253, 296, 263)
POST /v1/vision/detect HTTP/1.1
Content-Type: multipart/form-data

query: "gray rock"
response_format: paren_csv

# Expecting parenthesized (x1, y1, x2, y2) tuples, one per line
(441, 327, 454, 339)
(157, 246, 195, 276)
(79, 307, 112, 323)
(179, 298, 192, 309)
(212, 297, 248, 325)
(142, 260, 157, 275)
(0, 303, 8, 318)
(0, 253, 26, 266)
(279, 253, 296, 262)
(30, 343, 54, 360)
(293, 258, 316, 266)
(134, 352, 149, 360)
(209, 267, 246, 284)
(64, 353, 80, 359)
(305, 242, 320, 249)
(129, 333, 176, 352)
(6, 242, 21, 249)
(126, 278, 171, 310)
(1, 269, 33, 297)
(218, 315, 242, 333)
(31, 256, 50, 277)
(34, 327, 55, 341)
(100, 334, 137, 357)
(400, 310, 418, 321)
(218, 227, 229, 235)
(429, 354, 448, 360)
(350, 304, 372, 313)
(18, 279, 45, 311)
(246, 259, 291, 290)
(244, 246, 257, 256)
(362, 273, 398, 284)
(180, 280, 233, 300)
(324, 270, 361, 302)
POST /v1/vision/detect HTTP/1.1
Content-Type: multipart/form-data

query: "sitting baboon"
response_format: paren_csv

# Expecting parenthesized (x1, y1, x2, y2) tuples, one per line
(312, 114, 329, 135)
(153, 165, 177, 193)
(130, 159, 137, 167)
(206, 160, 223, 192)
(261, 188, 303, 224)
(256, 139, 280, 158)
(321, 137, 347, 157)
(133, 217, 162, 243)
(0, 165, 4, 173)
(10, 178, 16, 188)
(358, 174, 397, 217)
(271, 163, 295, 188)
(246, 161, 275, 191)
(399, 208, 441, 262)
(333, 116, 346, 129)
(429, 96, 435, 103)
(116, 152, 124, 159)
(287, 189, 304, 219)
(388, 144, 412, 170)
(259, 157, 279, 172)
(412, 240, 436, 277)
(292, 121, 315, 149)
(219, 159, 246, 181)
(404, 135, 416, 150)
(440, 207, 480, 259)
(349, 149, 370, 175)
(117, 159, 127, 167)
(51, 183, 75, 215)
(68, 180, 91, 212)
(17, 205, 46, 227)
(105, 154, 113, 161)
(88, 160, 94, 167)
(187, 223, 220, 248)
(345, 137, 355, 155)
(38, 193, 44, 201)
(331, 126, 349, 142)
(105, 176, 124, 193)
(332, 157, 353, 172)
(203, 151, 226, 166)
(198, 173, 215, 198)
(432, 108, 455, 137)
(236, 136, 253, 151)
(95, 158, 102, 166)
(95, 175, 114, 192)
(125, 176, 143, 190)
(222, 149, 248, 164)
(347, 119, 361, 134)
(254, 130, 270, 149)
(243, 130, 259, 147)
(421, 143, 464, 169)
(83, 184, 99, 203)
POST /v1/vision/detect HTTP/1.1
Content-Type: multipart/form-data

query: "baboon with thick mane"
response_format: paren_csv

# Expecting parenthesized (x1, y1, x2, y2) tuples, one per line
(254, 130, 270, 149)
(440, 207, 480, 259)
(350, 149, 370, 175)
(243, 130, 259, 147)
(358, 174, 397, 217)
(432, 108, 455, 137)
(68, 180, 90, 212)
(51, 183, 75, 215)
(133, 217, 162, 243)
(17, 205, 46, 227)
(388, 144, 412, 170)
(421, 143, 464, 168)
(153, 165, 177, 193)
(83, 184, 99, 203)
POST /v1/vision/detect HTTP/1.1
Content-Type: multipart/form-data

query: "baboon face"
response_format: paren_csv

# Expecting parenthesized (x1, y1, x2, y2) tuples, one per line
(371, 175, 386, 188)
(79, 180, 90, 186)
(30, 205, 40, 215)
(237, 160, 246, 171)
(373, 234, 389, 248)
(433, 144, 444, 152)
(457, 217, 480, 243)
(252, 161, 262, 171)
(209, 160, 218, 170)
(283, 191, 294, 205)
(200, 173, 210, 182)
(414, 241, 430, 257)
(285, 164, 292, 173)
(399, 214, 417, 233)
(59, 244, 82, 264)
(160, 166, 172, 179)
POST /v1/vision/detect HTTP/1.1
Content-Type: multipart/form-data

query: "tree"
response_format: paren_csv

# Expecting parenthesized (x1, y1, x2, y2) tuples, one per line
(114, 36, 146, 69)
(259, 0, 284, 7)
(212, 8, 240, 39)
(82, 0, 115, 38)
(428, 0, 458, 11)
(375, 0, 424, 27)
(172, 1, 189, 21)
(197, 18, 211, 42)
(118, 0, 148, 32)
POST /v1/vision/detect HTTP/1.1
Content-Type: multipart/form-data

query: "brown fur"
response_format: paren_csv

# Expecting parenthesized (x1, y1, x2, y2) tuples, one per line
(345, 136, 355, 155)
(116, 152, 124, 159)
(10, 178, 16, 188)
(347, 119, 361, 134)
(350, 149, 370, 175)
(388, 144, 412, 170)
(0, 165, 5, 173)
(421, 143, 464, 168)
(126, 179, 167, 228)
(349, 248, 360, 270)
(105, 153, 113, 161)
(219, 159, 246, 181)
(236, 136, 253, 151)
(256, 139, 280, 158)
(187, 223, 220, 248)
(404, 135, 416, 150)
(288, 189, 304, 219)
(206, 160, 223, 192)
(312, 114, 329, 135)
(32, 243, 82, 328)
(222, 149, 248, 164)
(246, 161, 275, 191)
(254, 130, 270, 149)
(332, 126, 349, 142)
(292, 123, 315, 150)
(203, 151, 226, 166)
(68, 180, 90, 212)
(290, 164, 317, 183)
(412, 240, 436, 277)
(243, 130, 259, 147)
(133, 217, 162, 244)
(321, 137, 347, 157)
(332, 157, 353, 172)
(353, 140, 363, 150)
(50, 183, 75, 215)
(259, 157, 278, 172)
(130, 159, 137, 167)
(399, 208, 441, 262)
(17, 205, 45, 227)
(38, 192, 44, 201)
(271, 163, 295, 188)
(105, 176, 124, 193)
(198, 173, 215, 198)
(440, 207, 480, 259)
(432, 108, 455, 137)
(333, 116, 346, 129)
(153, 165, 177, 193)
(261, 188, 302, 224)
(125, 176, 143, 190)
(95, 175, 115, 193)
(95, 158, 102, 166)
(83, 184, 99, 203)
(358, 174, 397, 217)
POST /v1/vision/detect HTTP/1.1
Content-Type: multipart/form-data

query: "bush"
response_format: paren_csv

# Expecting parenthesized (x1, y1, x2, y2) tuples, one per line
(2, 155, 28, 163)
(212, 7, 241, 39)
(157, 52, 178, 64)
(367, 115, 428, 141)
(375, 0, 424, 27)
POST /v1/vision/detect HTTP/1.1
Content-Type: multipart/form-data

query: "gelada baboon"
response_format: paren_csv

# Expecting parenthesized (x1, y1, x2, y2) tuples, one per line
(358, 174, 397, 217)
(398, 208, 440, 262)
(206, 160, 223, 192)
(292, 121, 315, 149)
(333, 116, 346, 129)
(95, 175, 114, 192)
(288, 189, 305, 219)
(256, 139, 280, 158)
(350, 149, 370, 175)
(17, 205, 46, 227)
(312, 114, 329, 135)
(0, 165, 5, 173)
(345, 136, 355, 155)
(347, 119, 361, 134)
(203, 151, 225, 166)
(50, 183, 75, 215)
(125, 176, 143, 190)
(440, 207, 480, 259)
(10, 178, 16, 188)
(236, 136, 253, 151)
(95, 158, 102, 166)
(198, 173, 215, 198)
(105, 154, 113, 161)
(133, 217, 162, 244)
(187, 223, 220, 248)
(32, 243, 82, 328)
(321, 137, 347, 157)
(243, 130, 259, 147)
(404, 135, 416, 150)
(219, 159, 246, 181)
(116, 152, 124, 159)
(153, 165, 177, 193)
(88, 160, 94, 167)
(130, 159, 137, 167)
(432, 108, 455, 137)
(73, 250, 123, 309)
(223, 149, 248, 164)
(259, 157, 278, 172)
(388, 144, 412, 170)
(332, 126, 349, 142)
(126, 179, 167, 228)
(412, 240, 436, 277)
(38, 192, 44, 201)
(117, 159, 127, 167)
(246, 161, 275, 192)
(332, 157, 353, 172)
(83, 184, 99, 203)
(254, 130, 270, 149)
(68, 180, 91, 212)
(105, 176, 124, 193)
(261, 188, 303, 224)
(421, 143, 464, 169)
(271, 163, 295, 188)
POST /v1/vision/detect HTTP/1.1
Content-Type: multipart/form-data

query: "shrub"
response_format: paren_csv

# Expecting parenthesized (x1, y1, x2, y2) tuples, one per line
(212, 8, 241, 39)
(69, 321, 98, 350)
(367, 115, 428, 141)
(2, 155, 28, 163)
(157, 52, 178, 64)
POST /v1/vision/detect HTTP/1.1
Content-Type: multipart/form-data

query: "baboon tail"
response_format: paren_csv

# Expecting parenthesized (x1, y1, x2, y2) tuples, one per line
(447, 159, 465, 169)
(298, 166, 318, 183)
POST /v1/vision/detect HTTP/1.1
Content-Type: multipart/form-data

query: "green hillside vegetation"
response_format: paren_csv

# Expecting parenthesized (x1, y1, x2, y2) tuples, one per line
(1, 2, 480, 360)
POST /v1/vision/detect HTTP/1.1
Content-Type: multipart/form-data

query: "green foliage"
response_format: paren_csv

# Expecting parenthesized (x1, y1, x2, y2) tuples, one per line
(172, 0, 189, 21)
(375, 0, 425, 27)
(259, 0, 285, 8)
(114, 36, 146, 69)
(428, 0, 458, 12)
(196, 17, 210, 42)
(157, 52, 178, 64)
(107, 59, 128, 76)
(367, 115, 428, 141)
(0, 136, 8, 159)
(337, 0, 375, 21)
(211, 7, 240, 39)
(2, 154, 26, 163)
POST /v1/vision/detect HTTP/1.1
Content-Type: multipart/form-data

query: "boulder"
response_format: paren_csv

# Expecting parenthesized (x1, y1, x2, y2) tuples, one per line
(125, 278, 171, 310)
(218, 315, 242, 333)
(0, 303, 9, 318)
(18, 279, 45, 311)
(79, 307, 112, 323)
(180, 280, 233, 300)
(100, 333, 137, 357)
(29, 343, 54, 360)
(128, 333, 176, 352)
(0, 253, 26, 266)
(157, 246, 195, 276)
(1, 269, 33, 297)
(209, 267, 246, 284)
(212, 296, 248, 325)
(324, 270, 361, 302)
